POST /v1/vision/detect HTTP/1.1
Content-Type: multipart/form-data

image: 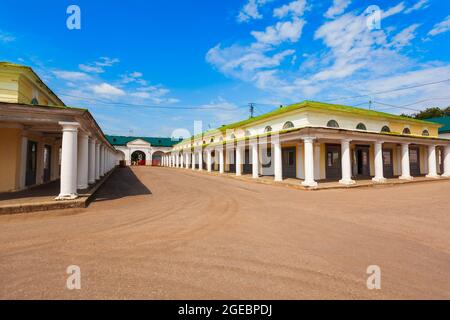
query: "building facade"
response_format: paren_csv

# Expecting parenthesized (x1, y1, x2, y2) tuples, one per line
(0, 62, 119, 199)
(107, 135, 180, 166)
(163, 101, 450, 187)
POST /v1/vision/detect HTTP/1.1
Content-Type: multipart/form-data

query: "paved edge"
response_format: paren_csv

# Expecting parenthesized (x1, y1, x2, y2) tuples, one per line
(0, 168, 117, 215)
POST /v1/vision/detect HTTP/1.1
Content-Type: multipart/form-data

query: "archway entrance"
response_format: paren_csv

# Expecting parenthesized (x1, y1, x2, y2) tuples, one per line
(152, 151, 164, 166)
(131, 150, 146, 166)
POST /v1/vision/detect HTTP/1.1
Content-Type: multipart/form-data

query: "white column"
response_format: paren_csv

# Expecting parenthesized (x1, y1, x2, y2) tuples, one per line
(207, 149, 212, 172)
(180, 153, 184, 168)
(77, 132, 89, 190)
(87, 138, 95, 184)
(95, 141, 100, 180)
(219, 148, 224, 174)
(302, 137, 317, 187)
(339, 139, 355, 185)
(57, 122, 79, 200)
(99, 145, 104, 176)
(443, 146, 450, 177)
(198, 149, 203, 171)
(252, 141, 259, 179)
(175, 153, 179, 168)
(399, 143, 412, 180)
(273, 138, 282, 182)
(426, 145, 439, 178)
(236, 146, 242, 176)
(372, 141, 386, 183)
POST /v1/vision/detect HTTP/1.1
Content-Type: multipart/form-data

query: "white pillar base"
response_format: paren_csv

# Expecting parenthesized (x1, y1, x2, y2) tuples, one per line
(372, 177, 387, 183)
(55, 193, 78, 201)
(442, 174, 450, 178)
(399, 175, 413, 180)
(425, 174, 440, 179)
(302, 180, 318, 187)
(339, 179, 356, 185)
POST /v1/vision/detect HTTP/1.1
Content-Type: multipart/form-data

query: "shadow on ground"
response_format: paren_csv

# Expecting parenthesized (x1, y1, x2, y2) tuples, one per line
(93, 167, 152, 202)
(0, 180, 60, 201)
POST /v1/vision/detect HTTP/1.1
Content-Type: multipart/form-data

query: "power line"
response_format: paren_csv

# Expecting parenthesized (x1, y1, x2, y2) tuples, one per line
(59, 93, 244, 111)
(323, 78, 450, 103)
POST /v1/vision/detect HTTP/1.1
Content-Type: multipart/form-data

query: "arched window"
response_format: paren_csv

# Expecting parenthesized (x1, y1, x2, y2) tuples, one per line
(327, 120, 339, 128)
(283, 121, 294, 129)
(422, 130, 430, 137)
(356, 123, 367, 131)
(210, 138, 214, 143)
(31, 98, 39, 105)
(381, 126, 391, 133)
(402, 128, 411, 135)
(264, 126, 272, 133)
(230, 134, 236, 140)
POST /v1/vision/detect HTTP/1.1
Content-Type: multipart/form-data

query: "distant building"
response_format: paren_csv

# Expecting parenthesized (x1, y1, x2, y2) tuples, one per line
(164, 101, 450, 187)
(107, 135, 180, 166)
(426, 116, 450, 139)
(0, 62, 119, 198)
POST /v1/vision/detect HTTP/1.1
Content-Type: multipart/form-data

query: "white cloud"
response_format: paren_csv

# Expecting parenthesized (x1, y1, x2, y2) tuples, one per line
(390, 24, 420, 49)
(324, 0, 351, 19)
(404, 0, 429, 14)
(92, 83, 125, 96)
(0, 30, 15, 43)
(206, 44, 295, 80)
(382, 2, 406, 18)
(78, 57, 119, 73)
(428, 15, 450, 37)
(237, 0, 271, 23)
(251, 18, 306, 45)
(53, 70, 92, 81)
(273, 0, 307, 19)
(79, 64, 104, 73)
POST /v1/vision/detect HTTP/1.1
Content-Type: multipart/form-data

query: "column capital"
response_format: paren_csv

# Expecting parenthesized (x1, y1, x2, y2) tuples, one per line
(59, 121, 80, 132)
(302, 136, 316, 143)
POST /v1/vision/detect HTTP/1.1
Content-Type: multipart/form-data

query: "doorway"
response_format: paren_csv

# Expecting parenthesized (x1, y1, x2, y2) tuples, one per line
(131, 150, 146, 166)
(25, 141, 37, 187)
(382, 149, 394, 178)
(409, 146, 421, 176)
(354, 145, 370, 178)
(243, 149, 252, 174)
(43, 145, 52, 183)
(282, 147, 296, 178)
(326, 144, 341, 180)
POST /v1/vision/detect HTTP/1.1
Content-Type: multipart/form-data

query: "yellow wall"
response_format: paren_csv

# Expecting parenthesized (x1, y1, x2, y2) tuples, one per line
(0, 73, 19, 103)
(0, 128, 21, 192)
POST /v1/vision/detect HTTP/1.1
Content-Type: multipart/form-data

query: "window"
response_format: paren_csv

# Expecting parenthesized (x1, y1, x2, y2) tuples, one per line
(245, 130, 251, 137)
(31, 97, 39, 105)
(356, 123, 367, 131)
(381, 126, 391, 133)
(422, 130, 430, 136)
(327, 120, 339, 128)
(230, 134, 236, 139)
(210, 138, 214, 143)
(402, 128, 411, 135)
(264, 126, 272, 133)
(283, 121, 294, 129)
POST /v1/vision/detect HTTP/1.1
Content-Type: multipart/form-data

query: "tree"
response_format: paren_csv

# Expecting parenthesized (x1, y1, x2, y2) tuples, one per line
(413, 107, 446, 120)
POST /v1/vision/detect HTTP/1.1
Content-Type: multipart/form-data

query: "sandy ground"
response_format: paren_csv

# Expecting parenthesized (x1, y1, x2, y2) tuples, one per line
(1, 166, 450, 300)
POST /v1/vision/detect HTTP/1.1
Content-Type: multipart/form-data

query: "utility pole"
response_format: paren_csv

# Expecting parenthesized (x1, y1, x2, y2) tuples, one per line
(249, 102, 255, 118)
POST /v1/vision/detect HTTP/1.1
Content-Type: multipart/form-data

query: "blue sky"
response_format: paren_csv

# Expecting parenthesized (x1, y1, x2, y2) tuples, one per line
(1, 0, 450, 138)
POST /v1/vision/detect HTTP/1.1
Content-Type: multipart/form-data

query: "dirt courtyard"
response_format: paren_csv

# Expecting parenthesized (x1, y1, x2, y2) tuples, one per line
(1, 166, 449, 299)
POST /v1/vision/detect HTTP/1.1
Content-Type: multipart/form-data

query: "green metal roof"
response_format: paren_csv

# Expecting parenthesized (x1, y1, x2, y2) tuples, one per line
(426, 116, 450, 133)
(106, 135, 181, 147)
(178, 100, 440, 144)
